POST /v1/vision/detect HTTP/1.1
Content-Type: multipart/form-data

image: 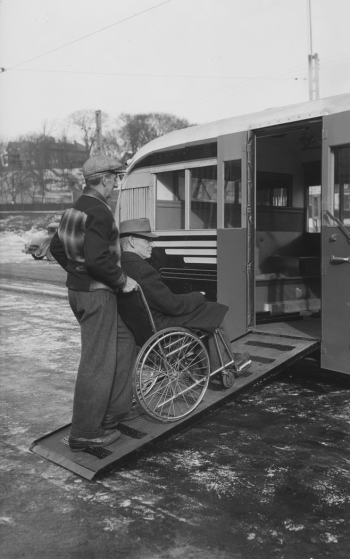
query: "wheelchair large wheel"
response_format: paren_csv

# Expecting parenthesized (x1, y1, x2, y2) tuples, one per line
(133, 327, 210, 422)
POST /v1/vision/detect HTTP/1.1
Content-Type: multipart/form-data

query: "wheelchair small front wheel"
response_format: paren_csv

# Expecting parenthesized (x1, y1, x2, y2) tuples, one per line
(221, 369, 235, 389)
(133, 327, 210, 422)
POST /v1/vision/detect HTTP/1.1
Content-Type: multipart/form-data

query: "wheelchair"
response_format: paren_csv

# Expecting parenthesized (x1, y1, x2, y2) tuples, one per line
(118, 286, 247, 423)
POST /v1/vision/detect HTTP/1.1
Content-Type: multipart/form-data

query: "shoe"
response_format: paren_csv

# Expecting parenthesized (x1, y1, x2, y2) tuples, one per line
(68, 429, 121, 452)
(233, 352, 252, 372)
(101, 406, 142, 430)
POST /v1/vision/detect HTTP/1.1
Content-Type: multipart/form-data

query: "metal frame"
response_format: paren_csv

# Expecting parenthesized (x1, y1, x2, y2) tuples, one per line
(133, 286, 246, 422)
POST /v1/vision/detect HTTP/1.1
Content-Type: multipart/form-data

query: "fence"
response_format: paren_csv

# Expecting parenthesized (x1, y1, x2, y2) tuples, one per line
(0, 199, 118, 215)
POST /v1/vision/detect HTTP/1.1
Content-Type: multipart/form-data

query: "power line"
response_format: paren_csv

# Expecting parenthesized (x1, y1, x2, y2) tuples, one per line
(6, 68, 307, 80)
(6, 51, 348, 81)
(1, 0, 173, 72)
(132, 53, 350, 115)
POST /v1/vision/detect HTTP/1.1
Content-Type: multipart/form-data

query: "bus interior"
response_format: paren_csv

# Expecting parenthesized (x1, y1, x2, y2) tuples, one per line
(253, 118, 322, 339)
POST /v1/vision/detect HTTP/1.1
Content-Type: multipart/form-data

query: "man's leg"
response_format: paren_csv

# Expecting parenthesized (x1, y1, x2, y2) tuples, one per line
(104, 313, 137, 418)
(207, 320, 251, 373)
(207, 320, 232, 372)
(69, 289, 120, 439)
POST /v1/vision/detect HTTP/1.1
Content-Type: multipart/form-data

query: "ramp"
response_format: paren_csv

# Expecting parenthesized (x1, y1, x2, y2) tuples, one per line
(30, 331, 320, 480)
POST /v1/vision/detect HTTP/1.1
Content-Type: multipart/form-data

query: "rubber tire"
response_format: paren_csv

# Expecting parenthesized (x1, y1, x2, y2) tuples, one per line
(222, 370, 235, 389)
(134, 327, 210, 422)
(32, 254, 45, 260)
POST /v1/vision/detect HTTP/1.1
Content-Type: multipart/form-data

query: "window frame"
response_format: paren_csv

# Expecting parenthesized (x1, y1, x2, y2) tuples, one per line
(153, 158, 217, 233)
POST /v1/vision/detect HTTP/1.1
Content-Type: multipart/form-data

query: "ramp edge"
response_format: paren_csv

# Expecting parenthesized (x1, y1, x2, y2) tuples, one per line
(30, 443, 96, 480)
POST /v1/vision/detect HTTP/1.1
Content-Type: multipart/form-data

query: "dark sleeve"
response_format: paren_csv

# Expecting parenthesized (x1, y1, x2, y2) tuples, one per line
(137, 261, 206, 316)
(50, 232, 68, 270)
(84, 208, 126, 290)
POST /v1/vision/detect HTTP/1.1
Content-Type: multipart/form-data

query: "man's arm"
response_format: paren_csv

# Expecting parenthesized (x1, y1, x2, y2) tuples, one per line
(136, 260, 205, 316)
(50, 232, 68, 270)
(84, 208, 135, 292)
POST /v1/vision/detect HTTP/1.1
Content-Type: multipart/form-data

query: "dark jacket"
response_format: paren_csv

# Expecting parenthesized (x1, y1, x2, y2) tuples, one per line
(118, 251, 228, 334)
(50, 187, 126, 292)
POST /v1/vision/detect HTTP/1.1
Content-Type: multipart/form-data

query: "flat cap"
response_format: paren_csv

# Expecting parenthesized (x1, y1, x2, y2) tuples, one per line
(120, 218, 159, 238)
(82, 155, 122, 178)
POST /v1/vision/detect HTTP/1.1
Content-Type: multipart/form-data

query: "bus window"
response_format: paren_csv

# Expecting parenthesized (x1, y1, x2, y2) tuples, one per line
(156, 170, 185, 230)
(224, 160, 241, 228)
(256, 171, 292, 206)
(190, 165, 217, 229)
(334, 144, 350, 229)
(308, 185, 321, 232)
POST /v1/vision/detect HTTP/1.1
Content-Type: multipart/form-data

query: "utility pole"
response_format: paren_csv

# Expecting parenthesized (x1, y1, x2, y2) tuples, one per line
(307, 0, 320, 100)
(95, 110, 103, 155)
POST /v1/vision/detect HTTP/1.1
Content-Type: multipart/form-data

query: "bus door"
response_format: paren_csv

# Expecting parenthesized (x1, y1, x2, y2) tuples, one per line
(321, 111, 350, 374)
(217, 131, 250, 339)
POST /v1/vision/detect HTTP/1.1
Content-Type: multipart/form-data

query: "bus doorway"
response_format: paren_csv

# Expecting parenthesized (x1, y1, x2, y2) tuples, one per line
(253, 119, 323, 343)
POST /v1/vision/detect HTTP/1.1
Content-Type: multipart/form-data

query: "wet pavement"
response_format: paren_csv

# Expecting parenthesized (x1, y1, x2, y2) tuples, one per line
(1, 215, 350, 558)
(1, 287, 350, 559)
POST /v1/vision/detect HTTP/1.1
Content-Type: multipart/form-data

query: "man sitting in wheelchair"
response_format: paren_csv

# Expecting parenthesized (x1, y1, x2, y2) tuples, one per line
(118, 218, 251, 382)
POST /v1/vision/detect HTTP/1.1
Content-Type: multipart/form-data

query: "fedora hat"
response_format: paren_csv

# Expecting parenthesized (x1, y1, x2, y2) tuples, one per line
(119, 218, 159, 239)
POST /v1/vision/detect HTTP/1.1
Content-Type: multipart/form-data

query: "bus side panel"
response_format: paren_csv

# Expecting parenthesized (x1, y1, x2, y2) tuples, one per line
(217, 228, 247, 340)
(118, 171, 153, 224)
(321, 110, 350, 374)
(217, 131, 248, 340)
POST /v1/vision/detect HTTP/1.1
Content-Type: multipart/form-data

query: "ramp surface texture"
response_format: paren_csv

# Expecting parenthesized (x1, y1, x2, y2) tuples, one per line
(30, 331, 319, 479)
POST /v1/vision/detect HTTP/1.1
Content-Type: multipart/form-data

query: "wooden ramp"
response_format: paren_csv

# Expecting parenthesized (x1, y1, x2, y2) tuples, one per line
(30, 331, 320, 480)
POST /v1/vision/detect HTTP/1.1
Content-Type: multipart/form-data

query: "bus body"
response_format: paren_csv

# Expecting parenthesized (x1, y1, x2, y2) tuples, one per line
(117, 93, 350, 375)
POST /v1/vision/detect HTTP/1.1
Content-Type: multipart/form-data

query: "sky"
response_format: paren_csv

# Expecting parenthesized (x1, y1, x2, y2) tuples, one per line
(0, 0, 349, 141)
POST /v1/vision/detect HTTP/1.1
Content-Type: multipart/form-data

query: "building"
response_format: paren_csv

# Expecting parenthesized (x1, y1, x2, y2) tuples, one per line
(6, 137, 87, 171)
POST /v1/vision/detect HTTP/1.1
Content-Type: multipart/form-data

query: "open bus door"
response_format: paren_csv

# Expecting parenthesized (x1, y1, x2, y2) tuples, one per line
(217, 131, 250, 339)
(321, 111, 350, 374)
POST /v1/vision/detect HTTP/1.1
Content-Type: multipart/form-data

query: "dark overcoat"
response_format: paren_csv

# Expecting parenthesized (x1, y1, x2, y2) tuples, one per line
(118, 251, 228, 334)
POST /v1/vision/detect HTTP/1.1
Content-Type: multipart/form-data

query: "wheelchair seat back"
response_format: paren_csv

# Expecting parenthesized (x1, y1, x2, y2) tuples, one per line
(117, 288, 156, 347)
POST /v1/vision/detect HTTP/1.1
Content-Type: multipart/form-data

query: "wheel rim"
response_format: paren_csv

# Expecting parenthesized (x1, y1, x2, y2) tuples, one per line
(134, 329, 210, 422)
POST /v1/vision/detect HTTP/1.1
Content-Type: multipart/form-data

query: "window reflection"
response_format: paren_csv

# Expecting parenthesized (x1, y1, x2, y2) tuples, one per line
(334, 145, 350, 229)
(190, 166, 217, 229)
(308, 185, 321, 232)
(156, 170, 185, 230)
(224, 160, 241, 228)
(256, 172, 291, 207)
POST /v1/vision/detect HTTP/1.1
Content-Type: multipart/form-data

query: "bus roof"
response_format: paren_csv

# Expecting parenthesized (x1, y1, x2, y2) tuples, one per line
(127, 93, 350, 173)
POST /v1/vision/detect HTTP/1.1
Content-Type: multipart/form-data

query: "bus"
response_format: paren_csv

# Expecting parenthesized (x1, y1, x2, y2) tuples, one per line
(117, 93, 350, 376)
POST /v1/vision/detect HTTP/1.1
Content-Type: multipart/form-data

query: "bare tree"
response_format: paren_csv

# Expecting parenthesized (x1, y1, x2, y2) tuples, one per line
(24, 134, 54, 199)
(102, 129, 124, 160)
(0, 168, 31, 203)
(69, 110, 109, 157)
(119, 112, 192, 154)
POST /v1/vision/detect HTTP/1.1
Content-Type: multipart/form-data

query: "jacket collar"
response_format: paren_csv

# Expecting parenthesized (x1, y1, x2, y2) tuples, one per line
(121, 251, 144, 262)
(82, 186, 111, 211)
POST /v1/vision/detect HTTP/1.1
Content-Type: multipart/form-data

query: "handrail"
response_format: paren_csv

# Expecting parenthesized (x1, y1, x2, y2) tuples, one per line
(324, 210, 350, 243)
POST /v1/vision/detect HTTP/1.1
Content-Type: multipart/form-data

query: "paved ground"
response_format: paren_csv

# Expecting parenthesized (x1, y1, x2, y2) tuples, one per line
(1, 269, 350, 558)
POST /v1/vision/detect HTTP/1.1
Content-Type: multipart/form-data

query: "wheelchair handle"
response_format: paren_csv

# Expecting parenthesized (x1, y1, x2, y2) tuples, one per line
(136, 284, 157, 334)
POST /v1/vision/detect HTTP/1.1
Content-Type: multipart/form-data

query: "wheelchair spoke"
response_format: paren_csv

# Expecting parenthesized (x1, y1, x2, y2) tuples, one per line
(133, 328, 211, 422)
